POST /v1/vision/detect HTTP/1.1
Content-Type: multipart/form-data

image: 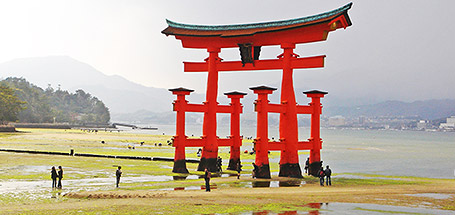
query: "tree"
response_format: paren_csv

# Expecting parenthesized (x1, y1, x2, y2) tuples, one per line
(1, 77, 110, 124)
(0, 84, 25, 124)
(2, 77, 53, 123)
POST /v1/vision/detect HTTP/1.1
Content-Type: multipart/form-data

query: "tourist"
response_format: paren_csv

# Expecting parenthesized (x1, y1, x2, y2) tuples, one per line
(319, 167, 325, 186)
(204, 168, 211, 192)
(252, 162, 258, 178)
(325, 165, 332, 186)
(304, 157, 309, 175)
(116, 166, 122, 188)
(216, 156, 222, 172)
(236, 161, 242, 179)
(51, 166, 58, 189)
(57, 166, 63, 189)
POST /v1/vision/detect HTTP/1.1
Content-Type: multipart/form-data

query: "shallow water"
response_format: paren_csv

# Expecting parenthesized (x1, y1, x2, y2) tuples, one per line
(0, 174, 184, 195)
(404, 193, 454, 200)
(237, 202, 454, 215)
(140, 125, 455, 179)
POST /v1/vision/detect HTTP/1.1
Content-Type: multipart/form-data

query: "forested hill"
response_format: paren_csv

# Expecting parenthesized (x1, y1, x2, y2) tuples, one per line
(1, 77, 110, 124)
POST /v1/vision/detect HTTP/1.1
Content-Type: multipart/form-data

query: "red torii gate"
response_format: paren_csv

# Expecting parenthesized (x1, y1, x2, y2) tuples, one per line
(162, 3, 352, 177)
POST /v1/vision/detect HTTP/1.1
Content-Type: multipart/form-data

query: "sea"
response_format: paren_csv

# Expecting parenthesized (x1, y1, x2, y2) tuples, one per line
(132, 124, 455, 179)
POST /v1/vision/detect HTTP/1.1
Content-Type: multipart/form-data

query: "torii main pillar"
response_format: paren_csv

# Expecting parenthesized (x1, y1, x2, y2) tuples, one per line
(198, 47, 221, 171)
(162, 3, 352, 177)
(278, 43, 301, 177)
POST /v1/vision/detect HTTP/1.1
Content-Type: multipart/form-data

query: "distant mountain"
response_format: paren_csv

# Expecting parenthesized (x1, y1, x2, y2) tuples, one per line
(1, 56, 453, 123)
(325, 99, 455, 120)
(0, 56, 174, 114)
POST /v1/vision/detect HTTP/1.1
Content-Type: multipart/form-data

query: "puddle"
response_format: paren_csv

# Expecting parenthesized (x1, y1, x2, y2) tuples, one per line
(0, 175, 173, 194)
(3, 165, 50, 173)
(239, 202, 454, 214)
(165, 179, 306, 190)
(405, 193, 454, 199)
(0, 180, 49, 193)
(172, 175, 203, 180)
(251, 180, 305, 188)
(169, 185, 218, 191)
(325, 202, 454, 215)
(161, 165, 173, 169)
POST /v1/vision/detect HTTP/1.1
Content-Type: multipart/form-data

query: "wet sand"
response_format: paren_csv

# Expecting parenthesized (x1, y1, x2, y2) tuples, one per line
(1, 176, 454, 214)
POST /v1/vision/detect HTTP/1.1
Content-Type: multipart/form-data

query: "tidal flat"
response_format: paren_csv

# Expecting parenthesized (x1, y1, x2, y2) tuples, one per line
(0, 128, 454, 214)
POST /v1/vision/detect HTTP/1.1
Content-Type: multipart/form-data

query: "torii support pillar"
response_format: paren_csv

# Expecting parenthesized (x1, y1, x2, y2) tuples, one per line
(251, 86, 276, 179)
(225, 91, 247, 171)
(304, 90, 327, 176)
(169, 87, 194, 173)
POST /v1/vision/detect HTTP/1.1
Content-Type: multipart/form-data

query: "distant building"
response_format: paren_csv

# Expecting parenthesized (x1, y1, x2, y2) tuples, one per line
(328, 116, 346, 127)
(440, 116, 455, 130)
(358, 116, 366, 124)
(417, 120, 429, 130)
(447, 116, 455, 124)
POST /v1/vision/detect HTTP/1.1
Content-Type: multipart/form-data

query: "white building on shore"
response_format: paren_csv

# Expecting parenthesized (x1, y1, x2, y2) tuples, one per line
(440, 116, 455, 131)
(328, 116, 346, 127)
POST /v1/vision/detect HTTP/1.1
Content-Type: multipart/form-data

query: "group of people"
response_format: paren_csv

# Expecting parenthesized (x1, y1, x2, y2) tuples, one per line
(50, 166, 63, 189)
(304, 157, 333, 186)
(319, 165, 332, 186)
(51, 165, 123, 189)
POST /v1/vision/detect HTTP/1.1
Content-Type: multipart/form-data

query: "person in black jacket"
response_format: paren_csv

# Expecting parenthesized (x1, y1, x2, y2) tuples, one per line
(57, 166, 63, 189)
(204, 168, 211, 192)
(236, 161, 242, 179)
(51, 166, 58, 189)
(116, 166, 122, 188)
(325, 165, 332, 186)
(216, 156, 222, 172)
(304, 157, 309, 175)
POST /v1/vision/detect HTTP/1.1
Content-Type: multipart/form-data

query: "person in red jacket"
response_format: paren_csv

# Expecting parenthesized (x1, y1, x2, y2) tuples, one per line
(319, 167, 325, 186)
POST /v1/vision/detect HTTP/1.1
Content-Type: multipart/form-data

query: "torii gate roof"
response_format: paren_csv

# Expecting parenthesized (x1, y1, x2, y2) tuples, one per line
(162, 3, 352, 40)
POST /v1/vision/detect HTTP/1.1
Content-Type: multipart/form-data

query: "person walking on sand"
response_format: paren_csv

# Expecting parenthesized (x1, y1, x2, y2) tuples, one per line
(252, 162, 258, 178)
(236, 161, 242, 179)
(319, 167, 325, 186)
(325, 165, 332, 186)
(216, 156, 222, 172)
(51, 166, 58, 189)
(304, 157, 309, 175)
(116, 166, 122, 188)
(204, 168, 211, 192)
(57, 166, 63, 189)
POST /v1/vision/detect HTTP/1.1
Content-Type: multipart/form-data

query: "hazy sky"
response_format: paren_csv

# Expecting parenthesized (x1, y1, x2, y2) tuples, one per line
(0, 0, 454, 104)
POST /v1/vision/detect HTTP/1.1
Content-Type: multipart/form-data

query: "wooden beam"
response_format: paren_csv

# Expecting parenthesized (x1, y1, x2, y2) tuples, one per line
(185, 138, 206, 147)
(184, 55, 325, 72)
(268, 104, 285, 113)
(217, 138, 234, 147)
(185, 104, 206, 112)
(297, 141, 313, 150)
(217, 105, 232, 113)
(296, 105, 312, 114)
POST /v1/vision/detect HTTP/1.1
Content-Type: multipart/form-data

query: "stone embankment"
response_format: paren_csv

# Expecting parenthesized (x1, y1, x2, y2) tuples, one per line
(0, 148, 199, 163)
(0, 126, 16, 132)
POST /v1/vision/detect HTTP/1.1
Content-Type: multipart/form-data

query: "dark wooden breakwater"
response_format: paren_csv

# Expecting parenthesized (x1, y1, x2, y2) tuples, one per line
(0, 148, 199, 163)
